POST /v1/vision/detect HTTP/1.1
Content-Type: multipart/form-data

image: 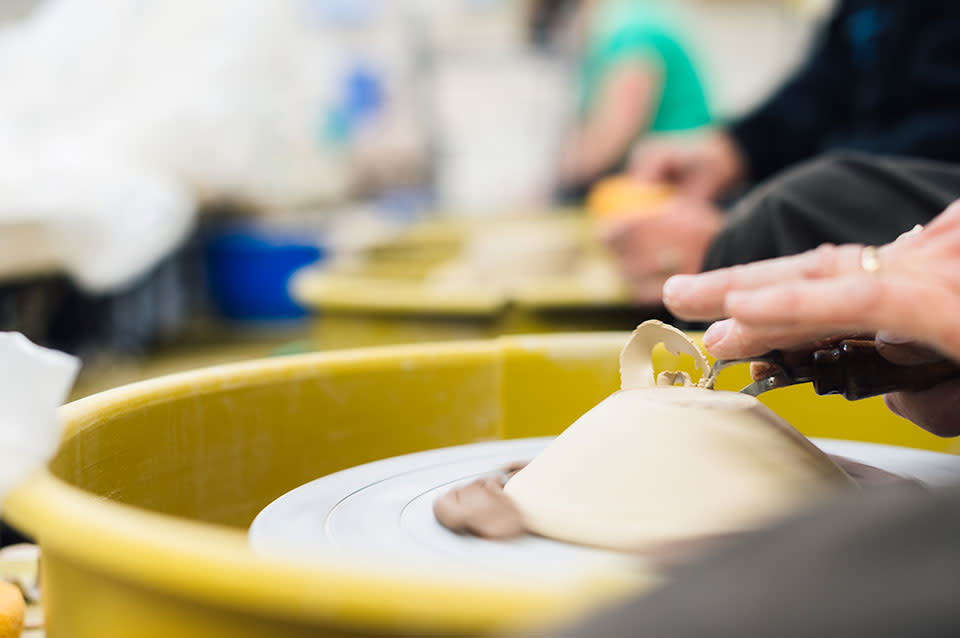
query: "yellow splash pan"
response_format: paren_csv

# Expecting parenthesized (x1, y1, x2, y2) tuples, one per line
(292, 214, 641, 350)
(4, 334, 951, 637)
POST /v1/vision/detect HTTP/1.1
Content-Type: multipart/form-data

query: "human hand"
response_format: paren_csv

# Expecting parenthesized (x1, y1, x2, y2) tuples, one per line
(662, 199, 960, 435)
(747, 335, 960, 437)
(629, 131, 745, 200)
(601, 196, 724, 304)
(662, 201, 960, 360)
(876, 335, 960, 437)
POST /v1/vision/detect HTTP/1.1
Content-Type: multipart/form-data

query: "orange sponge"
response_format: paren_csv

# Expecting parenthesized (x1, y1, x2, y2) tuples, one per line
(586, 176, 673, 220)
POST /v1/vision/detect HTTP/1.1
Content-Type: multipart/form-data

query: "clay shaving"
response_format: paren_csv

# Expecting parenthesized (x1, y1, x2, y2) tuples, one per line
(620, 320, 712, 390)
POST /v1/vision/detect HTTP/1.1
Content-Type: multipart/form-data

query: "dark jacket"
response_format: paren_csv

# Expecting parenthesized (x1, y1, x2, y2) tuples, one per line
(730, 1, 960, 182)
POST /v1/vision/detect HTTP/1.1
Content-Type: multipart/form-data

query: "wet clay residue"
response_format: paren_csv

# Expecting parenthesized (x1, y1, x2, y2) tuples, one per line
(433, 459, 736, 569)
(432, 462, 528, 540)
(434, 456, 914, 557)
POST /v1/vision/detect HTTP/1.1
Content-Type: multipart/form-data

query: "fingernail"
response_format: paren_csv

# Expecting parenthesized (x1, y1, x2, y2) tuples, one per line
(662, 275, 692, 304)
(703, 319, 731, 347)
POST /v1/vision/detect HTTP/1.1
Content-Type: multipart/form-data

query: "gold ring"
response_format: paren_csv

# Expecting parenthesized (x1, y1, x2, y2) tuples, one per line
(860, 245, 881, 273)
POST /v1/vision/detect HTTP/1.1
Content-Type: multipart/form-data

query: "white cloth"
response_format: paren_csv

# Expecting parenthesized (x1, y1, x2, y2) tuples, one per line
(0, 333, 79, 507)
(0, 0, 356, 291)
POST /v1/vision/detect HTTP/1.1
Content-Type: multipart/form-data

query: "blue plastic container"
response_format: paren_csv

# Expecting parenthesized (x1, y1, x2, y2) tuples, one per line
(204, 226, 325, 321)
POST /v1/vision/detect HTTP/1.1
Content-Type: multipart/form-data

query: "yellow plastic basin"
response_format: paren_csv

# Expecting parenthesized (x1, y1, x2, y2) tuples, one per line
(4, 334, 953, 637)
(292, 215, 641, 350)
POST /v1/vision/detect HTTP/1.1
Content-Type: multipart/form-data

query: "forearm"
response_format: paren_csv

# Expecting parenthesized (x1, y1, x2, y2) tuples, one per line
(560, 112, 647, 186)
(559, 63, 659, 188)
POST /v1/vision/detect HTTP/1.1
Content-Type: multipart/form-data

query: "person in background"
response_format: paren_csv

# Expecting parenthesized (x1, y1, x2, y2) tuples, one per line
(554, 200, 960, 637)
(605, 1, 960, 304)
(532, 0, 711, 200)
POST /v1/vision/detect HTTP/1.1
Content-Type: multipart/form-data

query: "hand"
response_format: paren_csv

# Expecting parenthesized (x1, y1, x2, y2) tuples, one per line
(601, 196, 725, 304)
(746, 335, 960, 437)
(876, 335, 960, 437)
(662, 200, 960, 436)
(629, 131, 746, 200)
(662, 200, 960, 360)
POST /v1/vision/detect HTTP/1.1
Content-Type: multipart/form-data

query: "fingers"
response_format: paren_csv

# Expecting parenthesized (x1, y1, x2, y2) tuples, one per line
(704, 276, 960, 362)
(598, 217, 670, 304)
(702, 318, 843, 359)
(884, 379, 960, 437)
(875, 332, 945, 365)
(599, 215, 655, 257)
(598, 217, 634, 255)
(664, 244, 864, 321)
(723, 275, 937, 337)
(723, 274, 883, 327)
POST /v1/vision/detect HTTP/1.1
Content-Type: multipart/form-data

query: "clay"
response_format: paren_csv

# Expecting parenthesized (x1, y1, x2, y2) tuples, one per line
(432, 463, 527, 540)
(503, 387, 853, 551)
(434, 456, 909, 569)
(434, 321, 858, 554)
(620, 320, 711, 390)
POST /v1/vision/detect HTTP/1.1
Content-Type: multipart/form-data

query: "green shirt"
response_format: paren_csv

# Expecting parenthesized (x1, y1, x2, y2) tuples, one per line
(581, 0, 711, 134)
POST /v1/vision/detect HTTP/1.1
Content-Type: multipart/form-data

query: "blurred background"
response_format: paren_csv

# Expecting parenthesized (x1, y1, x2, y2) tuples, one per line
(0, 0, 833, 396)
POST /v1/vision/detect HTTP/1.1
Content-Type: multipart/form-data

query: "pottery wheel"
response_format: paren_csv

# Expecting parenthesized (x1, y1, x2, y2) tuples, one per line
(249, 438, 960, 582)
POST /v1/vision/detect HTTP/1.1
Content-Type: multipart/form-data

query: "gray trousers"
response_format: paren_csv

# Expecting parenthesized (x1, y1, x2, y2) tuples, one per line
(555, 484, 960, 637)
(703, 152, 960, 270)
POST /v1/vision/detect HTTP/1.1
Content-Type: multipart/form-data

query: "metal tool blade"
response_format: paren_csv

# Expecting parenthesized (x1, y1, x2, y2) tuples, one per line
(739, 372, 795, 396)
(707, 352, 791, 390)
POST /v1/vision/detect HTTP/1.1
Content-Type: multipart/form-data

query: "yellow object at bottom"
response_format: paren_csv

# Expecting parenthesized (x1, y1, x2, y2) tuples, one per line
(4, 334, 953, 637)
(0, 582, 24, 638)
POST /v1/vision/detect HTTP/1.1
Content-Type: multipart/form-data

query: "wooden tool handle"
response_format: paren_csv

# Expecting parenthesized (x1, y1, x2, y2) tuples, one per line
(811, 339, 960, 400)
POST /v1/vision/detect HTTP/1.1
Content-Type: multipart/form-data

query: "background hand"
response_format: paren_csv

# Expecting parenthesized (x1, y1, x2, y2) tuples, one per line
(601, 196, 724, 304)
(629, 131, 745, 200)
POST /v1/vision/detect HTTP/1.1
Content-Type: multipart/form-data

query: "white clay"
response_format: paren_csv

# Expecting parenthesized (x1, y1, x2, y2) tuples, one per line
(503, 322, 853, 551)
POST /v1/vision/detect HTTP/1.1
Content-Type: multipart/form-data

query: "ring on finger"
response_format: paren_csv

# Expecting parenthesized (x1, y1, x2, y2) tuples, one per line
(859, 245, 881, 274)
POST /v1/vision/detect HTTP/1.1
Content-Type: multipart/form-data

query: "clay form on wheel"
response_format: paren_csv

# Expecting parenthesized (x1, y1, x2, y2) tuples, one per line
(499, 321, 855, 551)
